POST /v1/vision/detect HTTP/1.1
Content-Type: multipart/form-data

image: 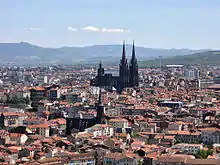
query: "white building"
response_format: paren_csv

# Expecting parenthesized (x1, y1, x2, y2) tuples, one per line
(90, 86, 100, 95)
(172, 143, 203, 154)
(85, 124, 114, 137)
(38, 124, 50, 137)
(168, 122, 182, 131)
(44, 76, 48, 84)
(0, 79, 3, 86)
(9, 90, 30, 100)
(108, 118, 129, 128)
(1, 112, 26, 128)
(201, 128, 219, 144)
(7, 133, 28, 145)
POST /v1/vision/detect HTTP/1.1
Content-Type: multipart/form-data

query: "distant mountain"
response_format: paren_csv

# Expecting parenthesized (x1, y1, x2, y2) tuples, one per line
(0, 42, 209, 65)
(140, 51, 220, 67)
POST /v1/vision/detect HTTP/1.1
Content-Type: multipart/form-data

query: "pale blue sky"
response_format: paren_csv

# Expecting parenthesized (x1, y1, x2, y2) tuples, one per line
(1, 0, 220, 49)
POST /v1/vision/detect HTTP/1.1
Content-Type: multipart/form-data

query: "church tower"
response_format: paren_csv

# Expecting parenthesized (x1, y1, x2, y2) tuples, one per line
(98, 61, 104, 77)
(96, 88, 105, 124)
(129, 41, 139, 87)
(97, 61, 104, 86)
(119, 41, 129, 92)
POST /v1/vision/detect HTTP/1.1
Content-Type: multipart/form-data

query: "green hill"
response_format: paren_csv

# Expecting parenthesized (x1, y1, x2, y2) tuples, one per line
(140, 51, 220, 67)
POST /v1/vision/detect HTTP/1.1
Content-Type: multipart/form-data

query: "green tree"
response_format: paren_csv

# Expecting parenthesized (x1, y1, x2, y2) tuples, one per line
(25, 137, 35, 145)
(132, 132, 140, 138)
(207, 149, 214, 156)
(149, 98, 154, 104)
(150, 90, 154, 95)
(175, 139, 183, 144)
(196, 149, 213, 159)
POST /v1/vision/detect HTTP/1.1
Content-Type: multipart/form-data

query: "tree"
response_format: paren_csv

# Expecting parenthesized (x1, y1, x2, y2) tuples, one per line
(207, 149, 214, 156)
(149, 98, 154, 104)
(196, 149, 213, 159)
(25, 137, 35, 145)
(175, 139, 183, 144)
(150, 90, 154, 95)
(132, 131, 140, 137)
(18, 148, 30, 158)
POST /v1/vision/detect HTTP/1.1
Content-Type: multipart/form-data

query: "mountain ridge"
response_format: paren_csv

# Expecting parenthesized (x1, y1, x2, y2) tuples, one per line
(140, 50, 220, 67)
(0, 42, 210, 65)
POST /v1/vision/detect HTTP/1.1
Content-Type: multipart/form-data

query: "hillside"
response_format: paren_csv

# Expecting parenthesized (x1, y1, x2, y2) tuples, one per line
(0, 42, 207, 65)
(140, 51, 220, 67)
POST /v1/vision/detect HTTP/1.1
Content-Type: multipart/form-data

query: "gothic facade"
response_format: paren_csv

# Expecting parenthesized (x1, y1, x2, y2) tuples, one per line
(90, 41, 139, 93)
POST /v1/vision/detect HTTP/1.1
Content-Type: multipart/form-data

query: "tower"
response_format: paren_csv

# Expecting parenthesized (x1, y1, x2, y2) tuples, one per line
(129, 41, 139, 87)
(119, 41, 129, 92)
(98, 61, 104, 77)
(96, 88, 105, 124)
(97, 61, 104, 86)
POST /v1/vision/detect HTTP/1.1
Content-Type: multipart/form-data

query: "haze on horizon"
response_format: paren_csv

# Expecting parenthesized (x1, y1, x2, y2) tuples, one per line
(1, 0, 220, 49)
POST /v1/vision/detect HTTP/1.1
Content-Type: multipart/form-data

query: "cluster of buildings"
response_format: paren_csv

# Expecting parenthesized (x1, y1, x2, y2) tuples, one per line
(1, 43, 220, 164)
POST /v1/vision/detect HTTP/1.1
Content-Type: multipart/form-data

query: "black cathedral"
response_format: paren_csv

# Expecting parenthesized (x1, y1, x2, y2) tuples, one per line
(66, 89, 105, 135)
(90, 41, 139, 93)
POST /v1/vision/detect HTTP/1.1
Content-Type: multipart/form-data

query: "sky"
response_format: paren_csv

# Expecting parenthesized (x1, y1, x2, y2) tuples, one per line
(1, 0, 220, 49)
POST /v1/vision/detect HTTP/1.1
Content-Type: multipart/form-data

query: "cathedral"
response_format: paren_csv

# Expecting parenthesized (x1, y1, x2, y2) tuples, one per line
(66, 88, 105, 135)
(90, 41, 139, 93)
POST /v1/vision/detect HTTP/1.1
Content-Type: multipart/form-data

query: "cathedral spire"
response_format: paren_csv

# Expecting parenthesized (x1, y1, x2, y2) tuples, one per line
(119, 40, 129, 92)
(121, 40, 127, 64)
(132, 40, 135, 58)
(131, 40, 137, 63)
(129, 40, 139, 87)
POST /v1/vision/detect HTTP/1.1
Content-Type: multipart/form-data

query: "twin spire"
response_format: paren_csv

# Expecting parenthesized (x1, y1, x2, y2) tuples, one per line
(100, 41, 136, 66)
(121, 40, 136, 64)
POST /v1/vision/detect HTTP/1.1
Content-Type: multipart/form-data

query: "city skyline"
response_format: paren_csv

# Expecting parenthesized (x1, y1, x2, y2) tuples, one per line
(1, 0, 220, 49)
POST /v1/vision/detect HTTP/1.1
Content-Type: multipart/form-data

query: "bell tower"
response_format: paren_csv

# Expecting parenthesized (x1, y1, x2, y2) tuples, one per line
(96, 88, 105, 124)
